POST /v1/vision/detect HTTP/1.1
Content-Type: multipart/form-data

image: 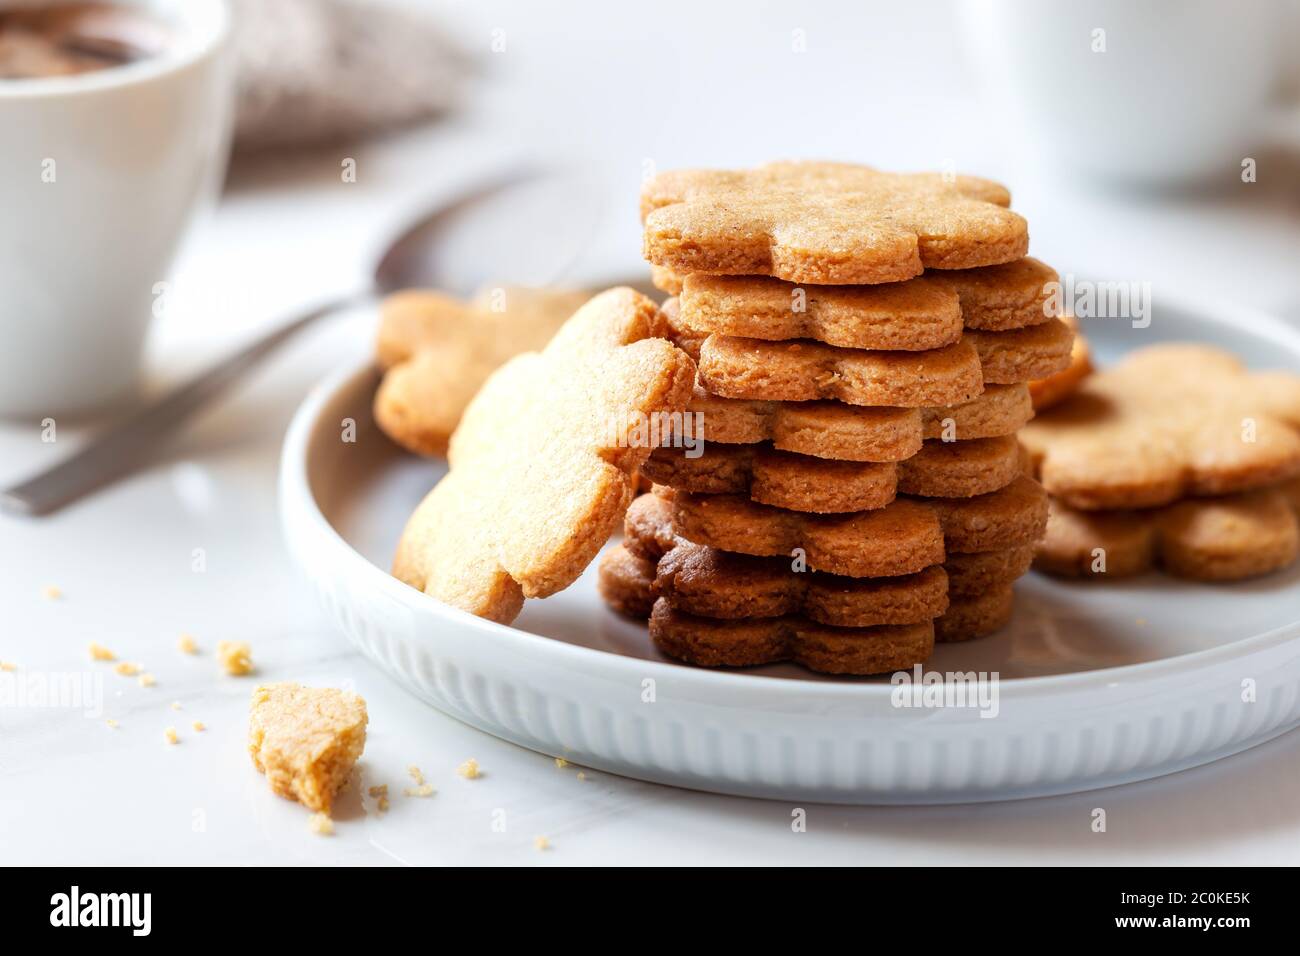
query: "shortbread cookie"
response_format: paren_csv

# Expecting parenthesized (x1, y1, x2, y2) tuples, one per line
(661, 474, 1049, 577)
(641, 443, 898, 513)
(1035, 484, 1300, 581)
(696, 323, 1071, 408)
(670, 257, 1060, 349)
(965, 318, 1074, 384)
(923, 257, 1061, 331)
(601, 540, 949, 627)
(920, 384, 1035, 442)
(248, 683, 368, 814)
(392, 288, 696, 623)
(1029, 316, 1092, 410)
(675, 272, 964, 351)
(698, 335, 985, 407)
(934, 587, 1015, 643)
(944, 545, 1035, 597)
(607, 493, 1035, 626)
(597, 544, 659, 618)
(375, 286, 591, 456)
(1022, 344, 1300, 509)
(641, 161, 1028, 284)
(649, 599, 935, 674)
(897, 435, 1024, 498)
(684, 381, 1032, 462)
(601, 538, 1023, 644)
(642, 435, 1022, 510)
(607, 493, 948, 625)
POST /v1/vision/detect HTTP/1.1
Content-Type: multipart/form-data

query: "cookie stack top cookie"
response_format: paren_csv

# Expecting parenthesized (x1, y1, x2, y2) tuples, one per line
(602, 161, 1071, 673)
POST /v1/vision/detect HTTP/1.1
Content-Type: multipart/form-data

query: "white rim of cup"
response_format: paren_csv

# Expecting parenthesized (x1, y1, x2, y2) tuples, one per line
(0, 0, 230, 100)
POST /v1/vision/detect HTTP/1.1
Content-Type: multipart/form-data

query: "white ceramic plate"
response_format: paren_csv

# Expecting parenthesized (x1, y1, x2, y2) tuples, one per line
(280, 292, 1300, 804)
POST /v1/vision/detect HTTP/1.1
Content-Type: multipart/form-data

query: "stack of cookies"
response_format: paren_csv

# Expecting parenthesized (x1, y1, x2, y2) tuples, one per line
(1024, 343, 1300, 581)
(599, 161, 1073, 674)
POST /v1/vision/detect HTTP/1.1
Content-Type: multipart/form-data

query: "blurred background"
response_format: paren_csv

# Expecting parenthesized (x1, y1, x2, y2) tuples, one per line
(210, 0, 1300, 302)
(157, 0, 1300, 409)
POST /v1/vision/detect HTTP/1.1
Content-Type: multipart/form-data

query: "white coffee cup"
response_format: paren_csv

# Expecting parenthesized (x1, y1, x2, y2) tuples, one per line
(958, 0, 1285, 187)
(0, 0, 233, 418)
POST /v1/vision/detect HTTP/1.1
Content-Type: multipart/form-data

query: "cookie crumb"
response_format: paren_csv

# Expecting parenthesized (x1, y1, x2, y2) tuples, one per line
(407, 764, 425, 786)
(368, 784, 390, 813)
(105, 719, 118, 729)
(177, 634, 199, 654)
(248, 683, 367, 814)
(0, 661, 16, 672)
(42, 585, 62, 600)
(164, 726, 179, 745)
(577, 771, 587, 782)
(192, 720, 206, 732)
(216, 640, 253, 676)
(402, 784, 435, 798)
(554, 756, 568, 769)
(88, 643, 115, 662)
(170, 701, 182, 711)
(534, 835, 551, 851)
(456, 758, 481, 779)
(138, 673, 156, 688)
(113, 661, 140, 677)
(308, 812, 334, 836)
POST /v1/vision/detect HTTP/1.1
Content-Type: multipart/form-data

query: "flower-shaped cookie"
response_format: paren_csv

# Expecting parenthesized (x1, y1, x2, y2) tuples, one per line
(392, 288, 696, 623)
(641, 161, 1029, 285)
(374, 286, 592, 456)
(1022, 344, 1300, 510)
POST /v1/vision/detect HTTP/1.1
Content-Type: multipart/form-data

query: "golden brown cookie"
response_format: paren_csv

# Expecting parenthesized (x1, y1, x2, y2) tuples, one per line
(698, 334, 985, 407)
(607, 493, 949, 625)
(661, 473, 1049, 576)
(694, 323, 1071, 408)
(920, 384, 1036, 442)
(1035, 484, 1300, 581)
(596, 544, 659, 618)
(1029, 316, 1092, 410)
(923, 257, 1061, 331)
(896, 436, 1024, 498)
(374, 286, 592, 456)
(601, 540, 949, 627)
(641, 443, 899, 513)
(684, 381, 1033, 463)
(965, 318, 1075, 384)
(649, 599, 936, 674)
(933, 587, 1015, 643)
(675, 272, 965, 351)
(670, 258, 1060, 350)
(944, 545, 1035, 597)
(392, 288, 696, 623)
(641, 162, 1028, 284)
(642, 435, 1022, 510)
(1022, 344, 1300, 510)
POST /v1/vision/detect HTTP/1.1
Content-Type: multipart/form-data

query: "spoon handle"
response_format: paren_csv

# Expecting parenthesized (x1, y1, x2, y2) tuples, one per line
(1, 292, 366, 517)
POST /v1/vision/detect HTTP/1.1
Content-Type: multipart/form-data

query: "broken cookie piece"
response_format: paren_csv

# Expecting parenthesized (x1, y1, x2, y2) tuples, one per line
(247, 682, 368, 814)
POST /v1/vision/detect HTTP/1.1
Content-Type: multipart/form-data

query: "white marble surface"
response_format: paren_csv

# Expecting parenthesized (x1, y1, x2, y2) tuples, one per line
(3, 0, 1300, 865)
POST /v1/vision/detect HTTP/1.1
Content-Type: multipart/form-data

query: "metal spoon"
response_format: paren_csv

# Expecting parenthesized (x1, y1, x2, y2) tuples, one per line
(2, 169, 636, 516)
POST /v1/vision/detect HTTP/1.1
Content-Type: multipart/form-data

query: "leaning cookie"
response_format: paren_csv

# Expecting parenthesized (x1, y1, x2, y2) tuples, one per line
(374, 286, 591, 456)
(1034, 481, 1300, 581)
(392, 288, 696, 623)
